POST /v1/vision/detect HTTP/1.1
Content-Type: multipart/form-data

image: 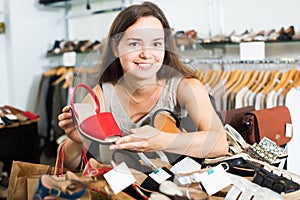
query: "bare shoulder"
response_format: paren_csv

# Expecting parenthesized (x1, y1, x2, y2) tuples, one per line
(178, 77, 207, 93)
(93, 84, 102, 93)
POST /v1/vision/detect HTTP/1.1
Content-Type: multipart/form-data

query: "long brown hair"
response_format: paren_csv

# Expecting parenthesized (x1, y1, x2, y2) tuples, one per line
(99, 1, 196, 84)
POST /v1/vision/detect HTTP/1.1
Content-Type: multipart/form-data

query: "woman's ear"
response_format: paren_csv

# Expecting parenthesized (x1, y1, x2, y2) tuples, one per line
(111, 39, 119, 57)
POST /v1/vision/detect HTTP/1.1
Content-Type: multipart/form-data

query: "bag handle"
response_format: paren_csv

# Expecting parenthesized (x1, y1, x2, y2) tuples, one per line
(55, 140, 88, 176)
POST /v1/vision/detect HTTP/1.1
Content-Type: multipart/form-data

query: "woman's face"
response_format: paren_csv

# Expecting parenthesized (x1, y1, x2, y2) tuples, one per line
(115, 16, 165, 80)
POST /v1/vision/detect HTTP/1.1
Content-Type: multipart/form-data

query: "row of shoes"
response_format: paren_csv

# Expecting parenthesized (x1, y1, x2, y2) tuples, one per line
(174, 26, 299, 47)
(205, 25, 298, 44)
(47, 39, 103, 55)
(33, 154, 300, 200)
(174, 30, 199, 49)
(32, 157, 196, 200)
(0, 105, 40, 129)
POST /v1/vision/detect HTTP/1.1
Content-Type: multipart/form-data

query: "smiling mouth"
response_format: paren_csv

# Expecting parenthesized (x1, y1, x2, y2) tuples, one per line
(137, 63, 153, 70)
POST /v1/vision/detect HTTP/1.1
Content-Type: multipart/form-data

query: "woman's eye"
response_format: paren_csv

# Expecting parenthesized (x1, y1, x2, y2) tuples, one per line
(153, 42, 163, 48)
(129, 42, 141, 47)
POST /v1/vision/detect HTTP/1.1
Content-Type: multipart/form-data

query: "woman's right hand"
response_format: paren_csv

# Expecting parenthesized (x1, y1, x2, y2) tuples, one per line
(58, 105, 83, 144)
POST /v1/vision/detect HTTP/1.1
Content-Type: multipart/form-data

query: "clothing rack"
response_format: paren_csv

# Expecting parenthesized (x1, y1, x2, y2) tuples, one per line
(195, 68, 300, 111)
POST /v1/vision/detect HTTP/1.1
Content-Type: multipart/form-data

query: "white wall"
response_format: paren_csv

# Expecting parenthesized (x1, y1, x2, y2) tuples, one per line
(68, 0, 300, 40)
(0, 0, 65, 110)
(2, 0, 300, 110)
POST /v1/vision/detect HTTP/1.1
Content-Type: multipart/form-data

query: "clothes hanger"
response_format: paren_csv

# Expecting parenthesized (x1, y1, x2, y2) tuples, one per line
(291, 70, 300, 88)
(281, 70, 300, 96)
(221, 70, 231, 83)
(62, 68, 75, 89)
(275, 68, 297, 95)
(43, 66, 60, 77)
(51, 67, 68, 86)
(226, 70, 246, 94)
(205, 70, 215, 87)
(271, 70, 289, 92)
(225, 70, 243, 89)
(281, 68, 297, 90)
(253, 70, 271, 94)
(233, 70, 254, 93)
(202, 70, 213, 86)
(195, 69, 205, 84)
(245, 70, 260, 88)
(260, 70, 281, 95)
(209, 70, 222, 89)
(273, 68, 296, 92)
(249, 70, 265, 92)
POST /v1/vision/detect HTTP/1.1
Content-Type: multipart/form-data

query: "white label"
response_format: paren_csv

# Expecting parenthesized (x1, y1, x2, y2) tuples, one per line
(240, 42, 265, 60)
(285, 123, 293, 138)
(198, 165, 232, 196)
(103, 162, 136, 194)
(170, 157, 201, 174)
(149, 168, 171, 184)
(63, 51, 76, 67)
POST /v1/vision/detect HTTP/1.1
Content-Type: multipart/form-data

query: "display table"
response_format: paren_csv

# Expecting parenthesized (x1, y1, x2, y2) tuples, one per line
(0, 122, 40, 175)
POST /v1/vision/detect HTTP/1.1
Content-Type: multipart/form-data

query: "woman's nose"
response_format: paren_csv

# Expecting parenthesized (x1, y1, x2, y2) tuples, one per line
(139, 48, 152, 59)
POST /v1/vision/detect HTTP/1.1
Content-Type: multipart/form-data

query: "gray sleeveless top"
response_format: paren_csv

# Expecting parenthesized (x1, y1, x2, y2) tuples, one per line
(95, 76, 188, 163)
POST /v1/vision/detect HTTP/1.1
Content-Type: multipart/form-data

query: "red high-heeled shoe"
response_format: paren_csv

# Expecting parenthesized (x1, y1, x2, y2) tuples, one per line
(71, 83, 122, 143)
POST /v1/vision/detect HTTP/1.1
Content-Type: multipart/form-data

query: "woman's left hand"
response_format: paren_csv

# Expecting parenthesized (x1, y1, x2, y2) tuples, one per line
(109, 125, 166, 152)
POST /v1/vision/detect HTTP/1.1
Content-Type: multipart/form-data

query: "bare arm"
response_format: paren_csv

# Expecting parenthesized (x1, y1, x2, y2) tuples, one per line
(168, 78, 228, 157)
(111, 78, 228, 158)
(57, 105, 83, 169)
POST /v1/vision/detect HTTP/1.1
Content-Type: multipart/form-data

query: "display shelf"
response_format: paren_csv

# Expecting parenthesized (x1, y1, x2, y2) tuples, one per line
(38, 0, 104, 7)
(198, 39, 300, 47)
(46, 50, 101, 68)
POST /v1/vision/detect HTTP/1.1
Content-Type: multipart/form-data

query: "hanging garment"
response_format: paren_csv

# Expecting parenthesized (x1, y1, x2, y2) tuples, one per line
(285, 87, 300, 175)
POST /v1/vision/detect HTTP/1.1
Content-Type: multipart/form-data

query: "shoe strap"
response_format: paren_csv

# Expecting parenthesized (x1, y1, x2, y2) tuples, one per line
(71, 83, 100, 119)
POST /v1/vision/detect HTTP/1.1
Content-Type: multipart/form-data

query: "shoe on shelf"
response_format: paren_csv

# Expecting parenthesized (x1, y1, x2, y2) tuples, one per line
(47, 39, 63, 55)
(0, 107, 20, 128)
(71, 83, 122, 143)
(4, 105, 40, 123)
(0, 118, 4, 129)
(2, 106, 30, 125)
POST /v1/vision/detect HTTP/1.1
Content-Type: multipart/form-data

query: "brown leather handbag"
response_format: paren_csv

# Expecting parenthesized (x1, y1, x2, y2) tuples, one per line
(221, 106, 255, 135)
(243, 106, 293, 146)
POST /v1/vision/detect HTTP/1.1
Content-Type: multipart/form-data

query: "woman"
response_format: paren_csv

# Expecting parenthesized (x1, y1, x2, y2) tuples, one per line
(58, 1, 228, 170)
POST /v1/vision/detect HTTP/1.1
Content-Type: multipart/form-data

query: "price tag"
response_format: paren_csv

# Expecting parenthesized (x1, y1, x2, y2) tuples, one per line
(103, 162, 136, 194)
(285, 123, 293, 137)
(63, 51, 76, 67)
(198, 165, 232, 196)
(149, 168, 171, 184)
(170, 157, 201, 174)
(239, 42, 265, 60)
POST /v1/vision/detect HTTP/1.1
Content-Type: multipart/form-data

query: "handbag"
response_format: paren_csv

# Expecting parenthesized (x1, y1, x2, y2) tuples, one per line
(7, 161, 57, 200)
(221, 106, 255, 133)
(242, 106, 293, 146)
